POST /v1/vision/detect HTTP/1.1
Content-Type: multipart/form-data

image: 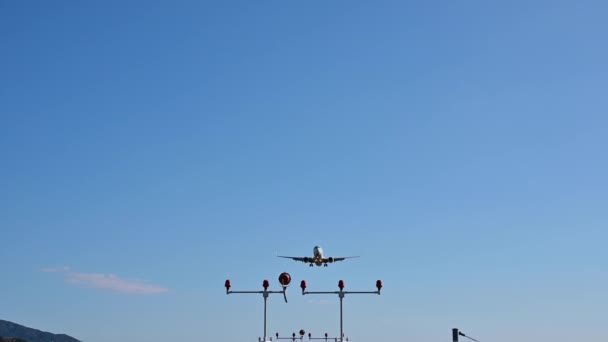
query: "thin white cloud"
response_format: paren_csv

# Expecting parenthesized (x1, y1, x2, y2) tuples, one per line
(42, 266, 169, 294)
(41, 266, 71, 273)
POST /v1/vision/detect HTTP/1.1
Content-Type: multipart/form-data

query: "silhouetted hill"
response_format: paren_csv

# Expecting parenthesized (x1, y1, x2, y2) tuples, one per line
(1, 337, 29, 342)
(0, 320, 80, 342)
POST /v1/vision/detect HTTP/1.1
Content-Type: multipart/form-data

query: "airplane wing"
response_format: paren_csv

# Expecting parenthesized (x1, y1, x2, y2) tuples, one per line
(277, 256, 310, 263)
(323, 256, 359, 262)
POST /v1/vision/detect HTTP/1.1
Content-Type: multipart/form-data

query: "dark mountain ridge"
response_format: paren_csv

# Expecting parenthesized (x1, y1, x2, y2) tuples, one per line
(1, 338, 28, 342)
(0, 320, 80, 342)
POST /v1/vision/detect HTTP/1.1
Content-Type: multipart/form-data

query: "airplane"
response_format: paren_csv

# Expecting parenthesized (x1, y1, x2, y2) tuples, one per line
(277, 246, 359, 267)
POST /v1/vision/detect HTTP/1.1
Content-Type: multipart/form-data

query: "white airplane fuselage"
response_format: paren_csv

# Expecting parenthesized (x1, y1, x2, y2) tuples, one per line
(312, 246, 324, 266)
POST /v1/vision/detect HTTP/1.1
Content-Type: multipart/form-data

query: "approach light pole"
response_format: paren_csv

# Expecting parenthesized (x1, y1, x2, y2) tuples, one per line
(307, 332, 346, 342)
(453, 328, 480, 342)
(225, 272, 292, 342)
(300, 279, 382, 342)
(275, 330, 306, 342)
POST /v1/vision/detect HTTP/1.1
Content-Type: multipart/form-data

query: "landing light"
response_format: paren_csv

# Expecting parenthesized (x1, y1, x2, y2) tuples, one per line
(279, 272, 292, 286)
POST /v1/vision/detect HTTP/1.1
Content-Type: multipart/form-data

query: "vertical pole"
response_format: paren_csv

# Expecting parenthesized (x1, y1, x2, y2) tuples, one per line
(452, 328, 459, 342)
(339, 292, 344, 342)
(264, 293, 268, 341)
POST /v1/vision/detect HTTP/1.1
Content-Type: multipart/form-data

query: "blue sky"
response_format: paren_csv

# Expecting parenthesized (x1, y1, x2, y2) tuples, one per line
(1, 1, 607, 342)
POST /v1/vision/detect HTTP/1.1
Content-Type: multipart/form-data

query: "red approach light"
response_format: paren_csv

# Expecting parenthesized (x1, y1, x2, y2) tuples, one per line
(263, 279, 270, 290)
(308, 333, 311, 338)
(224, 279, 231, 290)
(279, 272, 292, 286)
(276, 333, 279, 338)
(376, 279, 383, 290)
(300, 280, 307, 290)
(300, 329, 305, 336)
(325, 333, 328, 338)
(338, 280, 345, 290)
(292, 333, 296, 338)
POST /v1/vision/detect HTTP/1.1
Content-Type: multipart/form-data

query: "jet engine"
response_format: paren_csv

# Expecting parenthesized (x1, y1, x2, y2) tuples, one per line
(303, 257, 311, 263)
(327, 257, 334, 263)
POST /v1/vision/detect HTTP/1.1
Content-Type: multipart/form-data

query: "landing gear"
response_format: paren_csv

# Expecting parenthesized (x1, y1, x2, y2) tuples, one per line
(324, 263, 328, 267)
(309, 263, 314, 267)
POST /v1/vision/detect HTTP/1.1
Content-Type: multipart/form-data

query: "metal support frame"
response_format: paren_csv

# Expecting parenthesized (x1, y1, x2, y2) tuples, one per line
(225, 276, 291, 342)
(275, 332, 305, 342)
(300, 279, 382, 342)
(308, 333, 347, 342)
